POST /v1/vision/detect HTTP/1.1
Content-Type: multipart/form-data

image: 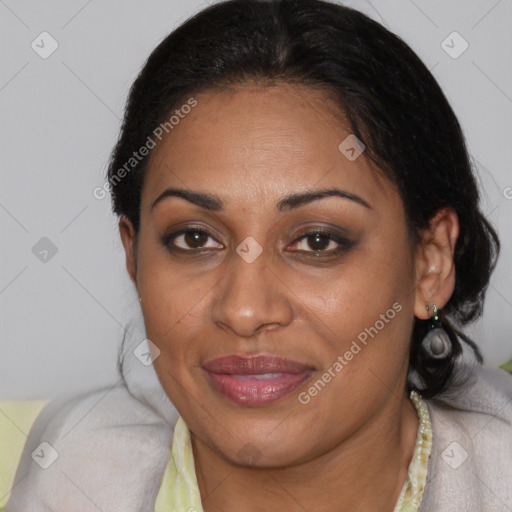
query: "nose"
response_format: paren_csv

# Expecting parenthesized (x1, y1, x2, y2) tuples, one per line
(211, 249, 294, 338)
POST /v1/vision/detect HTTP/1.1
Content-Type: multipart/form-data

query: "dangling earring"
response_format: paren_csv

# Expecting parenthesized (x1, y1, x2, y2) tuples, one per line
(138, 297, 142, 303)
(422, 303, 451, 358)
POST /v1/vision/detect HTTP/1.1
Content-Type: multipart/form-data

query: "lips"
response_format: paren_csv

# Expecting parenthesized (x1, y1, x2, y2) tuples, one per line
(203, 355, 315, 406)
(203, 354, 313, 375)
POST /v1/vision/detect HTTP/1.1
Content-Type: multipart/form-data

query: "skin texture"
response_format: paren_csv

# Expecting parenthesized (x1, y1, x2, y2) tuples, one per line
(119, 82, 459, 511)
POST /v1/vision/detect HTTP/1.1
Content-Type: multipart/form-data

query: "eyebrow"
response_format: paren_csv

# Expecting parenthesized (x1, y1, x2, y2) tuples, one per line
(150, 187, 372, 212)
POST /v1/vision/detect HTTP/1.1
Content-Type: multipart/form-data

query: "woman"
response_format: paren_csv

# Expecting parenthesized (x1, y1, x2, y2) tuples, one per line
(6, 0, 512, 510)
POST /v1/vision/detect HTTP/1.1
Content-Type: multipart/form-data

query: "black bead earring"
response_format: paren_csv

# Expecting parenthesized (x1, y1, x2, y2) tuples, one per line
(422, 303, 452, 358)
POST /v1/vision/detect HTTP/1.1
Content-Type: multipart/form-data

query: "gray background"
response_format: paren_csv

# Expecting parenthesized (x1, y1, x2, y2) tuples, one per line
(1, 0, 511, 399)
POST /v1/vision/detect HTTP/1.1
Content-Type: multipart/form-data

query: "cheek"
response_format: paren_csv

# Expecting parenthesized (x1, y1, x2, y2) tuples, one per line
(136, 230, 207, 335)
(296, 227, 415, 394)
(137, 254, 211, 408)
(306, 232, 413, 339)
(135, 250, 231, 409)
(140, 277, 210, 360)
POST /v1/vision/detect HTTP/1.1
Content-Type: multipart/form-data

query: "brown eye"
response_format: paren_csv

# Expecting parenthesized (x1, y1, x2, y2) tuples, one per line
(183, 230, 209, 248)
(304, 232, 331, 251)
(289, 230, 354, 256)
(162, 228, 223, 251)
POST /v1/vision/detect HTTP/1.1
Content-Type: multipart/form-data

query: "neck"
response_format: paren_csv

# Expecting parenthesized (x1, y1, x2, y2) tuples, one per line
(191, 389, 419, 512)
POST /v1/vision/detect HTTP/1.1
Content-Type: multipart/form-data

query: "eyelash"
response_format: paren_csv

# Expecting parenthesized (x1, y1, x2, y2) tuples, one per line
(161, 226, 354, 257)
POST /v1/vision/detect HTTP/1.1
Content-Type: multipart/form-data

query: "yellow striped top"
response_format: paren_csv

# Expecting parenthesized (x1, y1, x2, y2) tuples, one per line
(155, 390, 432, 511)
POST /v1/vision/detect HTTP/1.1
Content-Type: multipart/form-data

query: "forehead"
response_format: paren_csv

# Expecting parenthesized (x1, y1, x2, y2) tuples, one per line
(142, 82, 392, 211)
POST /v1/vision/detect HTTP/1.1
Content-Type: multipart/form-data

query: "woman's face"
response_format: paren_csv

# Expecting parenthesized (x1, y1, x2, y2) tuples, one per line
(123, 82, 421, 466)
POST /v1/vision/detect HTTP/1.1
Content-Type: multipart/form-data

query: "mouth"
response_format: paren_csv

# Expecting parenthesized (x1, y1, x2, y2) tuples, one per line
(203, 354, 315, 406)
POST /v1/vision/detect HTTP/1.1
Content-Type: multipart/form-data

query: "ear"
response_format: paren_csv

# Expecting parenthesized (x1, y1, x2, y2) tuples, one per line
(413, 207, 459, 320)
(119, 215, 138, 286)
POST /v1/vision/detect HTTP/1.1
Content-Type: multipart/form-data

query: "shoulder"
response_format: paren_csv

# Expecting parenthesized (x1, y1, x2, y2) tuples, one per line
(428, 364, 512, 432)
(5, 383, 178, 511)
(418, 365, 512, 511)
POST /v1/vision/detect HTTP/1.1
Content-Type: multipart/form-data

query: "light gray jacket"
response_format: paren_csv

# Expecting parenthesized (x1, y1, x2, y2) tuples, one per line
(418, 360, 512, 511)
